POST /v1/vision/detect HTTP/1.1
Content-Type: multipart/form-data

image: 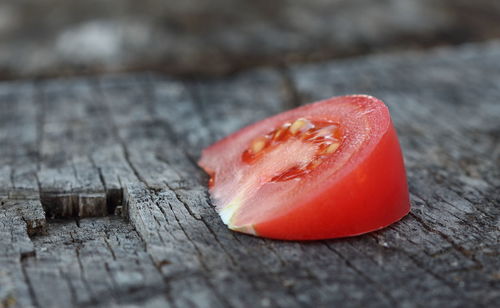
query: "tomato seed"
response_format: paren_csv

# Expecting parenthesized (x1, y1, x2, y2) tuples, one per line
(251, 137, 268, 153)
(323, 143, 340, 154)
(307, 159, 323, 170)
(272, 127, 287, 141)
(289, 118, 313, 135)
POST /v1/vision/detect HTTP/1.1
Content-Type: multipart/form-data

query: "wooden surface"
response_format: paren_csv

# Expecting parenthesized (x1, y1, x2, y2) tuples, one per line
(3, 0, 500, 79)
(0, 42, 499, 307)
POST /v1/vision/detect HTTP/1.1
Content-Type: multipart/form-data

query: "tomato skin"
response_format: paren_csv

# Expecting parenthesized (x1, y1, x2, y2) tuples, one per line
(199, 95, 410, 240)
(254, 123, 410, 240)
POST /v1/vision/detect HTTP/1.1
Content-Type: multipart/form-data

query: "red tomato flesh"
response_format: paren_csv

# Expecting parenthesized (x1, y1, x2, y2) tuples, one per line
(198, 95, 410, 240)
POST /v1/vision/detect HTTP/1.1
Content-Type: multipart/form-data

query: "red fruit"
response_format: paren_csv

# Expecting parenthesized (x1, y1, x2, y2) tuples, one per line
(198, 95, 410, 240)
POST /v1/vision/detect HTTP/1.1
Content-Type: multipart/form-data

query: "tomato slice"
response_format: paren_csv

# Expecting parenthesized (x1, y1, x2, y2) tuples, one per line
(198, 95, 410, 240)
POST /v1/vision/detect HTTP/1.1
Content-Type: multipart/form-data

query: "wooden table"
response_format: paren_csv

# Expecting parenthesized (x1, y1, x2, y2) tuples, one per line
(1, 42, 499, 308)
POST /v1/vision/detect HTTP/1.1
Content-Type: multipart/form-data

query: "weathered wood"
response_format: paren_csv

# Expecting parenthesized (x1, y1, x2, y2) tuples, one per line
(38, 82, 109, 218)
(0, 84, 39, 200)
(3, 1, 500, 79)
(1, 42, 499, 307)
(23, 217, 168, 307)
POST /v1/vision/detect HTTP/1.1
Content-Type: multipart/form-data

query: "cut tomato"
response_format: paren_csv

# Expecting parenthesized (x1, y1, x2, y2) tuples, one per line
(198, 95, 410, 240)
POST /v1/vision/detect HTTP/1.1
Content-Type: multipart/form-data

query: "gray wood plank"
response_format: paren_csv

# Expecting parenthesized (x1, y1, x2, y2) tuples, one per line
(0, 42, 499, 308)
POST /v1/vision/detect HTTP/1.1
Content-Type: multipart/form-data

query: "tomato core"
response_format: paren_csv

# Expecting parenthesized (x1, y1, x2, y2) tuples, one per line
(240, 118, 343, 183)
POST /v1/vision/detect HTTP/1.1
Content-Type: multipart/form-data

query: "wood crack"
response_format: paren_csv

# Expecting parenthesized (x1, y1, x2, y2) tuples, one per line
(73, 237, 96, 304)
(323, 242, 398, 306)
(162, 191, 233, 308)
(20, 259, 40, 308)
(408, 212, 483, 269)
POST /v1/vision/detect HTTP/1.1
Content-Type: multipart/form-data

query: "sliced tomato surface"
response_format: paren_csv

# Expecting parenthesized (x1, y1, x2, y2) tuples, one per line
(199, 95, 410, 240)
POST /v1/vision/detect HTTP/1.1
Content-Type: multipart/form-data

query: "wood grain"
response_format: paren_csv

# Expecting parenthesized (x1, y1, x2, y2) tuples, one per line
(0, 42, 499, 307)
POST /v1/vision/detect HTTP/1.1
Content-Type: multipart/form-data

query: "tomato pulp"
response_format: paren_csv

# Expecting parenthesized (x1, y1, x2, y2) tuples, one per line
(198, 95, 410, 240)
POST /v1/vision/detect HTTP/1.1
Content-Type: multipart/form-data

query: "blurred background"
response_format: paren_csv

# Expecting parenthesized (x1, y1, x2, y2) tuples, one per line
(1, 0, 500, 80)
